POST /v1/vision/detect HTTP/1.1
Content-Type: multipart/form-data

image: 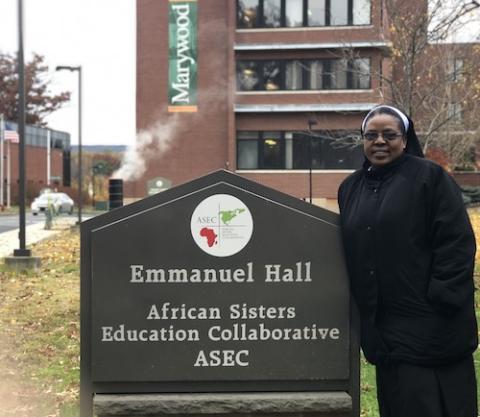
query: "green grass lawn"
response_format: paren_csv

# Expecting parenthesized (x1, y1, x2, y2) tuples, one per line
(360, 348, 480, 417)
(0, 208, 479, 416)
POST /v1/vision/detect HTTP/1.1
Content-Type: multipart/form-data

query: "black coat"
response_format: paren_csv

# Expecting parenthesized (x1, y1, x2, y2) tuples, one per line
(338, 153, 478, 366)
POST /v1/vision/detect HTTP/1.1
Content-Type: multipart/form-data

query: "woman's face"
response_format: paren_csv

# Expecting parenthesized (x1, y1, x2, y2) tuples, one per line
(363, 113, 406, 167)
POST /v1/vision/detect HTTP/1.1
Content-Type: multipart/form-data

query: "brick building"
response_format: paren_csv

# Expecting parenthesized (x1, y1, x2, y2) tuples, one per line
(131, 0, 476, 207)
(1, 122, 71, 205)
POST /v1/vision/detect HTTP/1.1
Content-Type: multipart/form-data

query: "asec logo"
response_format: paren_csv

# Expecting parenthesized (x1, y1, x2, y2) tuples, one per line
(190, 194, 253, 257)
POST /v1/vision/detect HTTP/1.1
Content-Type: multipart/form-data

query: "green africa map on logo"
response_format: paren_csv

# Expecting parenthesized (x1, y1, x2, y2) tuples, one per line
(219, 208, 245, 225)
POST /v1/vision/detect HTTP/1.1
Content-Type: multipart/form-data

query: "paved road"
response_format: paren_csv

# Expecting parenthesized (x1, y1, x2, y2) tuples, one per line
(0, 213, 75, 234)
(0, 215, 78, 258)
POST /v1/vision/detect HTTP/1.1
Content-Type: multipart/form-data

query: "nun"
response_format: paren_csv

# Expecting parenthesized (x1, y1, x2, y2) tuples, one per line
(338, 104, 478, 417)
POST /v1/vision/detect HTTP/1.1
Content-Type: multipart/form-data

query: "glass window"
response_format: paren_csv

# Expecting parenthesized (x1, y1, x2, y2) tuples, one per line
(307, 0, 326, 26)
(330, 60, 348, 89)
(236, 59, 371, 91)
(350, 58, 371, 89)
(237, 132, 259, 169)
(311, 138, 324, 169)
(285, 60, 304, 90)
(261, 132, 283, 168)
(309, 60, 324, 89)
(263, 0, 281, 27)
(330, 0, 348, 25)
(292, 133, 310, 169)
(448, 103, 463, 122)
(320, 133, 364, 169)
(285, 132, 294, 169)
(353, 0, 371, 25)
(286, 0, 304, 27)
(293, 131, 363, 169)
(237, 0, 372, 28)
(448, 58, 464, 82)
(454, 59, 464, 81)
(236, 131, 363, 170)
(262, 61, 282, 90)
(237, 61, 261, 91)
(238, 0, 260, 28)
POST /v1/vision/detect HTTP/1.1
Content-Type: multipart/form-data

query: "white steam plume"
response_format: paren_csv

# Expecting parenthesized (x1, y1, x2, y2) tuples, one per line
(113, 115, 181, 181)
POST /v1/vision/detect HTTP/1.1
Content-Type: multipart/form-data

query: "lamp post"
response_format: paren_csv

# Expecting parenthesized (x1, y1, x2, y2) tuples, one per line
(14, 0, 30, 256)
(307, 118, 318, 204)
(56, 65, 82, 224)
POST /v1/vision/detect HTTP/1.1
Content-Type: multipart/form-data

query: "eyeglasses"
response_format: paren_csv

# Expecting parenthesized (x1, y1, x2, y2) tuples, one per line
(363, 131, 403, 141)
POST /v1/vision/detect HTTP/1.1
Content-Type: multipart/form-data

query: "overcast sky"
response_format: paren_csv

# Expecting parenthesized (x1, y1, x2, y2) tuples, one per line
(0, 0, 136, 146)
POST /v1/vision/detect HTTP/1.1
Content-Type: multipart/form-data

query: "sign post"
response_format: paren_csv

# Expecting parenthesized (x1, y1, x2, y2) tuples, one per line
(81, 170, 359, 417)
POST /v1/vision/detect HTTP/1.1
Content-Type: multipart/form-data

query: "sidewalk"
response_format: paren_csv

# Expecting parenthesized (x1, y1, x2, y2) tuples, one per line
(0, 217, 77, 258)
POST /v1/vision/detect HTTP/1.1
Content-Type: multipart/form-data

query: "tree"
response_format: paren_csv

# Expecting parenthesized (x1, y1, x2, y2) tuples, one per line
(0, 52, 71, 126)
(381, 0, 480, 168)
(71, 151, 123, 204)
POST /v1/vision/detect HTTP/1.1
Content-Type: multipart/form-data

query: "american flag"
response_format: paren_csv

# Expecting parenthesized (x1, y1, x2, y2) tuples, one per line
(3, 122, 19, 143)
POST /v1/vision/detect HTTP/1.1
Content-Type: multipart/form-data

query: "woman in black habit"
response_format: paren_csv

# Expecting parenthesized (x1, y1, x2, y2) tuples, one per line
(338, 104, 478, 417)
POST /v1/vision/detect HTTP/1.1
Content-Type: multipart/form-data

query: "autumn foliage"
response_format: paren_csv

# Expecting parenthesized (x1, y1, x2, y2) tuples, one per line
(0, 53, 71, 126)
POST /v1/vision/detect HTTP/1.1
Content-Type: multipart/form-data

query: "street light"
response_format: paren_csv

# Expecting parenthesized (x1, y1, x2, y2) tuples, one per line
(14, 0, 30, 256)
(307, 118, 318, 204)
(56, 65, 82, 224)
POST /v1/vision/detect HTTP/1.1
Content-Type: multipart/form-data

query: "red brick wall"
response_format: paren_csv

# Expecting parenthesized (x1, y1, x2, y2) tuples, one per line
(131, 0, 386, 200)
(0, 143, 65, 204)
(452, 172, 480, 188)
(239, 171, 353, 200)
(130, 0, 232, 197)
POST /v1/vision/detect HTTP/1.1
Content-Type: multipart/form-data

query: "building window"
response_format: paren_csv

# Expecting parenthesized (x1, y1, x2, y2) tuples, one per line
(237, 61, 261, 91)
(350, 58, 371, 89)
(237, 131, 363, 170)
(237, 131, 259, 169)
(262, 60, 282, 90)
(237, 0, 371, 28)
(286, 0, 304, 27)
(448, 58, 464, 82)
(329, 59, 348, 89)
(448, 102, 463, 123)
(291, 132, 363, 169)
(330, 0, 349, 26)
(353, 0, 371, 24)
(238, 0, 260, 28)
(309, 60, 325, 89)
(285, 60, 304, 90)
(263, 0, 282, 27)
(261, 132, 283, 168)
(307, 0, 326, 26)
(237, 58, 371, 91)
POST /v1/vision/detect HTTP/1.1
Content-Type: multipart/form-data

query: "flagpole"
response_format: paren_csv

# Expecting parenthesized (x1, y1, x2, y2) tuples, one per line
(47, 130, 51, 186)
(0, 114, 4, 208)
(7, 140, 11, 208)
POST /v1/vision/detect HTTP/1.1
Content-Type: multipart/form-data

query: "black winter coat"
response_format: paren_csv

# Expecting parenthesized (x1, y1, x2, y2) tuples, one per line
(338, 153, 478, 366)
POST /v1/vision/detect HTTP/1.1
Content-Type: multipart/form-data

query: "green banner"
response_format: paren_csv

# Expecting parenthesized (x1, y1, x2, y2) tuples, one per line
(168, 0, 198, 112)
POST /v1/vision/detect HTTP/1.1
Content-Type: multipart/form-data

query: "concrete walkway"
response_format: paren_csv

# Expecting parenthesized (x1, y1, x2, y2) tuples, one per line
(0, 217, 77, 258)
